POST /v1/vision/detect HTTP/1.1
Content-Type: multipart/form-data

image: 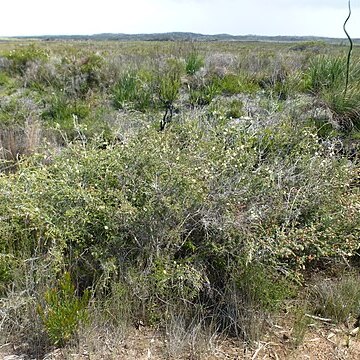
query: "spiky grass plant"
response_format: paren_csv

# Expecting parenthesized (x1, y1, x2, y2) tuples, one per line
(310, 273, 360, 324)
(185, 52, 204, 75)
(37, 272, 90, 346)
(322, 84, 360, 129)
(304, 56, 346, 94)
(112, 69, 154, 111)
(304, 56, 360, 130)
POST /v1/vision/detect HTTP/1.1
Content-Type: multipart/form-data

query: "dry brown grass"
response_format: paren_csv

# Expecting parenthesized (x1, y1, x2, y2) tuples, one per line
(3, 323, 360, 359)
(0, 118, 44, 172)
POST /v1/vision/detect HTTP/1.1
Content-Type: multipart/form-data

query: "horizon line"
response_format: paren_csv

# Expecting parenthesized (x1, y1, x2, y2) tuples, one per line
(0, 31, 358, 40)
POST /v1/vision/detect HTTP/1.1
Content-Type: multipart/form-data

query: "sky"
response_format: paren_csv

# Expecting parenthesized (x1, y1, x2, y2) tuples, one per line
(1, 0, 360, 38)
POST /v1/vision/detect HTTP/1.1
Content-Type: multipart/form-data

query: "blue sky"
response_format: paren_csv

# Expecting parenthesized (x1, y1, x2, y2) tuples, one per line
(1, 0, 359, 37)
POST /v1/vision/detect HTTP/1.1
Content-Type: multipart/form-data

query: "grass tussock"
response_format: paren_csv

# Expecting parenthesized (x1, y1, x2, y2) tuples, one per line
(310, 273, 360, 324)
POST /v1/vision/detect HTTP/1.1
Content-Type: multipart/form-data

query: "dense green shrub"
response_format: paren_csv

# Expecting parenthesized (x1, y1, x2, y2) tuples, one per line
(1, 41, 360, 348)
(0, 118, 358, 311)
(4, 44, 49, 76)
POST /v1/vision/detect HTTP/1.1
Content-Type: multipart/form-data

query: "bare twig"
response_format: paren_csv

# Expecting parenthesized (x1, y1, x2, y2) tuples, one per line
(305, 314, 333, 323)
(343, 0, 353, 95)
(251, 342, 280, 360)
(251, 342, 266, 359)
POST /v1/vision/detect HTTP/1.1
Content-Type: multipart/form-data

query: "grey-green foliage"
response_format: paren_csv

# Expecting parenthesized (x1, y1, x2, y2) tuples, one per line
(4, 44, 49, 76)
(1, 119, 357, 265)
(0, 116, 358, 339)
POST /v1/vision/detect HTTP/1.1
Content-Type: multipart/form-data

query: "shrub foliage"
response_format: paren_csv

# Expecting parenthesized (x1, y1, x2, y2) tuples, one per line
(0, 40, 360, 348)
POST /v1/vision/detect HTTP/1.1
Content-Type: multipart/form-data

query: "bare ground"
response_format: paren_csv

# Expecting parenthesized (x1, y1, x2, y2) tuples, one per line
(2, 321, 360, 360)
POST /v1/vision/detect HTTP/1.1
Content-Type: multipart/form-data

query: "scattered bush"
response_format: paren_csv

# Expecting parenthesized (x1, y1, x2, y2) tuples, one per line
(4, 44, 49, 76)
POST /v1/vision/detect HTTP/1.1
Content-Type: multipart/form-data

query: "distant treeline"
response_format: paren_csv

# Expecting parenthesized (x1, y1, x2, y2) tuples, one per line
(3, 32, 360, 44)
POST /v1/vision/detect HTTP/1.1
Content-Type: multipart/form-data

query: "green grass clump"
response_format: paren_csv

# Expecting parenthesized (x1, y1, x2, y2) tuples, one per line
(216, 73, 259, 95)
(214, 264, 295, 342)
(112, 69, 154, 111)
(322, 85, 360, 130)
(0, 71, 10, 86)
(311, 274, 360, 324)
(236, 264, 294, 312)
(212, 262, 296, 343)
(41, 91, 91, 139)
(225, 98, 244, 119)
(304, 56, 360, 130)
(185, 52, 204, 75)
(37, 272, 90, 346)
(304, 56, 346, 94)
(189, 78, 221, 106)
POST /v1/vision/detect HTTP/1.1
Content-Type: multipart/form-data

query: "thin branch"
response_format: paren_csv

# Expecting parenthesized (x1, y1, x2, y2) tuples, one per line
(305, 314, 333, 323)
(343, 0, 353, 95)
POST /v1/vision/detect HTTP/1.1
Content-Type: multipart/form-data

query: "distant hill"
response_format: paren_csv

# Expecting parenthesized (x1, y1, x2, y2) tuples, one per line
(4, 32, 360, 44)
